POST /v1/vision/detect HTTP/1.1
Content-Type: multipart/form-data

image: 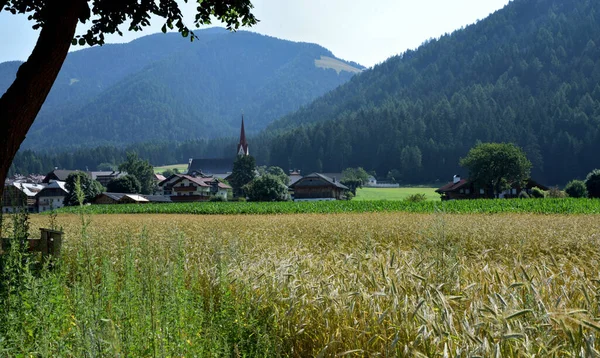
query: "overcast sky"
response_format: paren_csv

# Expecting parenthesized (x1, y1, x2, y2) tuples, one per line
(0, 0, 510, 67)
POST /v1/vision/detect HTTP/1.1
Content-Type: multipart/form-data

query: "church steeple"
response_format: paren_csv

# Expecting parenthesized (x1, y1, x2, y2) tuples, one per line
(237, 115, 249, 156)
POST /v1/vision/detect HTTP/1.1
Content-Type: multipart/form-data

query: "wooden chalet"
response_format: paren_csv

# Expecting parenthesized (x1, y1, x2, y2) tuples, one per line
(436, 175, 549, 200)
(37, 181, 68, 212)
(289, 173, 349, 201)
(2, 182, 44, 213)
(158, 174, 231, 202)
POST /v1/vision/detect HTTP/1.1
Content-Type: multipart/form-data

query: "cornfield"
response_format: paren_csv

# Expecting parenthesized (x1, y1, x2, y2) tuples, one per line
(51, 198, 600, 215)
(2, 212, 600, 356)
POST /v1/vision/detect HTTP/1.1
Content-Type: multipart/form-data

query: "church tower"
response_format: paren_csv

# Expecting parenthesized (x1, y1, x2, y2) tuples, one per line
(237, 115, 249, 156)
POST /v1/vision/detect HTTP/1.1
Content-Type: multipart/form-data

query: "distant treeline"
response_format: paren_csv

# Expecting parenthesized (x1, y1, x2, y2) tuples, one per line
(9, 0, 600, 185)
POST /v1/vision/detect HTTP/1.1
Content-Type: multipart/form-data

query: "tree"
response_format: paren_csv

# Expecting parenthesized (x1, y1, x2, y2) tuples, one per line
(244, 174, 289, 202)
(106, 175, 141, 194)
(564, 179, 588, 198)
(0, 1, 257, 201)
(64, 171, 103, 206)
(257, 166, 289, 184)
(460, 143, 532, 197)
(229, 155, 256, 197)
(341, 167, 370, 195)
(118, 153, 155, 195)
(585, 169, 600, 198)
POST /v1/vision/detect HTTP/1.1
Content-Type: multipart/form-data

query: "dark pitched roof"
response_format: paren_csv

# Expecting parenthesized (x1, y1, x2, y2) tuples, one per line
(99, 192, 127, 201)
(43, 170, 79, 183)
(187, 158, 233, 175)
(143, 195, 172, 203)
(290, 172, 349, 190)
(237, 115, 249, 156)
(436, 179, 470, 193)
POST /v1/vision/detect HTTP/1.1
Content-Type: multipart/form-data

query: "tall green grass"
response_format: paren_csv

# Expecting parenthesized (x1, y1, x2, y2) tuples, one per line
(48, 198, 600, 215)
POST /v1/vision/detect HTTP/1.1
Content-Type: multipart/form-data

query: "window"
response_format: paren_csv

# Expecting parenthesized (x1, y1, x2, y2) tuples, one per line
(460, 189, 464, 194)
(512, 188, 517, 195)
(465, 189, 470, 194)
(480, 189, 485, 195)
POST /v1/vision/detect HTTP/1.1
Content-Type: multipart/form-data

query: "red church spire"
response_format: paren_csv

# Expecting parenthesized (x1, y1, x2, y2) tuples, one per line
(237, 115, 249, 156)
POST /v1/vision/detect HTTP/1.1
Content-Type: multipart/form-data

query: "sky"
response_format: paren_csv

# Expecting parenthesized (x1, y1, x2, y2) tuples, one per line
(0, 0, 510, 68)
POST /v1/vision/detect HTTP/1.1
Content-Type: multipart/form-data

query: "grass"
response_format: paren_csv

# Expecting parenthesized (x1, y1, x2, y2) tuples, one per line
(314, 56, 362, 74)
(153, 163, 188, 174)
(355, 187, 440, 201)
(2, 211, 600, 356)
(47, 198, 600, 215)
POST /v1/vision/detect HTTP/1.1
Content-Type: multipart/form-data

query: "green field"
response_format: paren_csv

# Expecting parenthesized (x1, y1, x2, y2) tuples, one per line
(49, 198, 600, 215)
(355, 187, 440, 201)
(153, 163, 188, 174)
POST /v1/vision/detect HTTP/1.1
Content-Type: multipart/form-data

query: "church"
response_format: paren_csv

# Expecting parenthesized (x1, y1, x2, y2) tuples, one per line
(187, 116, 249, 179)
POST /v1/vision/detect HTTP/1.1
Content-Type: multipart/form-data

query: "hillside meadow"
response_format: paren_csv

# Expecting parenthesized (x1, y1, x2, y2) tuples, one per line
(1, 211, 600, 356)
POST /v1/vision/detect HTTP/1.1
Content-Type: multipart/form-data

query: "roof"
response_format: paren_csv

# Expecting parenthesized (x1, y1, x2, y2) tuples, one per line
(91, 171, 126, 180)
(290, 172, 349, 190)
(37, 181, 68, 195)
(43, 170, 78, 182)
(120, 194, 149, 203)
(98, 192, 126, 201)
(237, 115, 249, 156)
(143, 195, 172, 203)
(169, 174, 232, 190)
(436, 179, 470, 193)
(10, 182, 46, 197)
(154, 174, 166, 182)
(187, 158, 233, 175)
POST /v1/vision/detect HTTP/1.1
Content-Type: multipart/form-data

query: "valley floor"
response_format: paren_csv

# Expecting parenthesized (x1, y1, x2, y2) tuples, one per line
(1, 212, 599, 356)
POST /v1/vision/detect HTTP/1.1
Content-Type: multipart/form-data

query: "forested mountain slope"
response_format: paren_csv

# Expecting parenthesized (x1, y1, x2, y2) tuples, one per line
(262, 0, 600, 185)
(0, 28, 361, 150)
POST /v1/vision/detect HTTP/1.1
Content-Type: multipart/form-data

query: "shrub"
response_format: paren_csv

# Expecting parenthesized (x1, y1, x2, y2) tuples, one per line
(530, 187, 546, 198)
(210, 196, 226, 202)
(518, 190, 530, 199)
(405, 193, 427, 203)
(546, 186, 567, 198)
(585, 169, 600, 198)
(565, 180, 588, 198)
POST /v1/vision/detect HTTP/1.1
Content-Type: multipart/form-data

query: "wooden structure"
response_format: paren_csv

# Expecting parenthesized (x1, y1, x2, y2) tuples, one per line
(1, 228, 63, 261)
(437, 175, 549, 200)
(289, 173, 349, 201)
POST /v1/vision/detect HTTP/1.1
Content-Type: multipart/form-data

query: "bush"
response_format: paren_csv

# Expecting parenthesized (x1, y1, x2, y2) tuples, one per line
(405, 193, 427, 203)
(345, 191, 355, 201)
(585, 169, 600, 198)
(530, 187, 545, 198)
(210, 196, 226, 202)
(518, 190, 530, 199)
(546, 186, 567, 198)
(565, 180, 588, 198)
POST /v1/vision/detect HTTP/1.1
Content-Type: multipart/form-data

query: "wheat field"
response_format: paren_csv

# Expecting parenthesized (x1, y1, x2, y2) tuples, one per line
(2, 212, 600, 356)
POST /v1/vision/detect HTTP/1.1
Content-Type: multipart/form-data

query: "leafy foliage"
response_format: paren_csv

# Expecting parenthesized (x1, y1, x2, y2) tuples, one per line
(118, 153, 155, 195)
(341, 167, 370, 194)
(460, 143, 532, 196)
(64, 171, 103, 206)
(585, 169, 600, 198)
(244, 174, 289, 202)
(229, 155, 256, 197)
(256, 166, 289, 185)
(565, 180, 588, 198)
(106, 174, 141, 194)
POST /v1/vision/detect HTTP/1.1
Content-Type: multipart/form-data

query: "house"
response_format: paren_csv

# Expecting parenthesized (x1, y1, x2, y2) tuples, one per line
(289, 173, 349, 201)
(187, 116, 250, 179)
(43, 169, 78, 183)
(436, 175, 549, 200)
(36, 181, 68, 212)
(92, 171, 126, 187)
(93, 192, 172, 204)
(2, 182, 45, 213)
(366, 176, 377, 186)
(288, 170, 303, 186)
(158, 174, 231, 202)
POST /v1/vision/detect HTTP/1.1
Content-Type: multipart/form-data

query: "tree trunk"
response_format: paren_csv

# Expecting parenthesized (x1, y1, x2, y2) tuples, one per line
(0, 0, 84, 208)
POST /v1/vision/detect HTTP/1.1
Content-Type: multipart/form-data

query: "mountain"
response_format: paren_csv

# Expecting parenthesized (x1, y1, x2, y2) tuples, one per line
(0, 28, 362, 150)
(260, 0, 600, 185)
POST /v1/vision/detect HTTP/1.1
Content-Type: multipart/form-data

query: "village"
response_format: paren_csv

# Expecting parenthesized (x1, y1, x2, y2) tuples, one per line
(4, 118, 568, 214)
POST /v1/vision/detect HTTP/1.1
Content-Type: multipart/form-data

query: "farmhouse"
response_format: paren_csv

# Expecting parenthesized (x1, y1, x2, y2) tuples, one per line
(159, 174, 231, 202)
(289, 173, 349, 201)
(37, 181, 68, 212)
(2, 182, 44, 213)
(436, 175, 549, 200)
(93, 192, 172, 204)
